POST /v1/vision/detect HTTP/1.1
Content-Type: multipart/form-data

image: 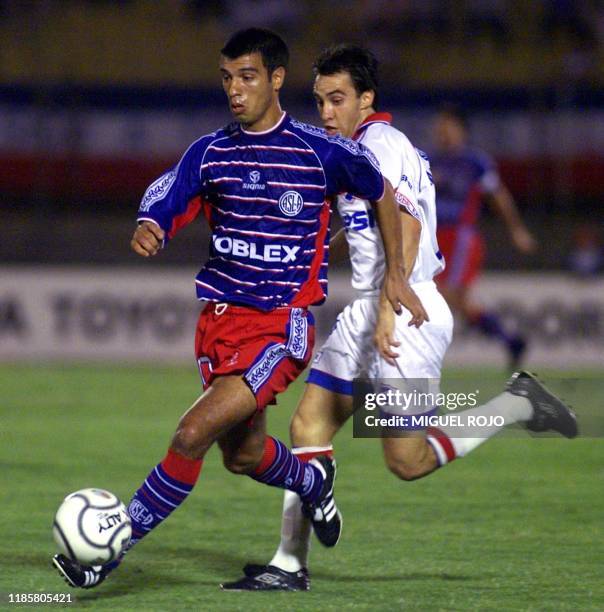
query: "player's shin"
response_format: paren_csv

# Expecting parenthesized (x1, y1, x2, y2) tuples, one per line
(269, 446, 333, 572)
(249, 437, 327, 503)
(426, 393, 531, 464)
(126, 448, 202, 549)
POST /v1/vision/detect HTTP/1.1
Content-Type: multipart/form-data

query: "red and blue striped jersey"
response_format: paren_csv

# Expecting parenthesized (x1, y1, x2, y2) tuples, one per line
(138, 113, 384, 311)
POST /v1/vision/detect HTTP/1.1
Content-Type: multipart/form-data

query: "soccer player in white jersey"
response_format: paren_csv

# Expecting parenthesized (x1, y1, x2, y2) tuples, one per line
(221, 44, 577, 592)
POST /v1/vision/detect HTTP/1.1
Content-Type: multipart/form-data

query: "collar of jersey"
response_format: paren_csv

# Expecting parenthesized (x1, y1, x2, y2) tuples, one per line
(239, 111, 288, 137)
(353, 112, 393, 140)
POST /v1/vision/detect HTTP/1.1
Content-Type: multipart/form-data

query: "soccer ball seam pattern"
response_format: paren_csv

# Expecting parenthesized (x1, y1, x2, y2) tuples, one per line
(53, 488, 131, 566)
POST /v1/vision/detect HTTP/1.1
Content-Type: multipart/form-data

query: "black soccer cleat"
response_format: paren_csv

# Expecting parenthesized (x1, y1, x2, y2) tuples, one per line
(301, 456, 342, 547)
(506, 371, 578, 438)
(220, 565, 310, 591)
(243, 562, 310, 581)
(52, 554, 108, 589)
(243, 563, 269, 577)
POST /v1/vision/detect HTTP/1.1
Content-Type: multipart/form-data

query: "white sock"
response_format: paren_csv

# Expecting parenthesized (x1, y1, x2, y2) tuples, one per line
(427, 392, 532, 464)
(269, 445, 333, 572)
(268, 490, 311, 572)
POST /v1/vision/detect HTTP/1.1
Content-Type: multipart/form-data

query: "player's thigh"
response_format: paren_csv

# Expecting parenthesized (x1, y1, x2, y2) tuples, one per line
(371, 283, 453, 380)
(217, 409, 267, 474)
(290, 382, 354, 447)
(369, 285, 451, 479)
(172, 375, 257, 457)
(311, 298, 375, 380)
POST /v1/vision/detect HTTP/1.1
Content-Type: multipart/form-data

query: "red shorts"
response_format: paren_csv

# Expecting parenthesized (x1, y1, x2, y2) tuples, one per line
(194, 303, 315, 410)
(436, 226, 485, 289)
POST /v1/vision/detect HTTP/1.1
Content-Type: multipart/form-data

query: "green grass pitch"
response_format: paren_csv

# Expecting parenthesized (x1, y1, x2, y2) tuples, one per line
(1, 364, 602, 611)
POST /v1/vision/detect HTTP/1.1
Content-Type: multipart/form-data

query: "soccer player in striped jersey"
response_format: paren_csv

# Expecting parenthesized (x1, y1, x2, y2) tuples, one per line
(430, 106, 537, 368)
(222, 44, 577, 592)
(52, 29, 428, 590)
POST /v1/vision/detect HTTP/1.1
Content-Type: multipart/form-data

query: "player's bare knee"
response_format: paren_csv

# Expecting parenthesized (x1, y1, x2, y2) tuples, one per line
(171, 419, 208, 459)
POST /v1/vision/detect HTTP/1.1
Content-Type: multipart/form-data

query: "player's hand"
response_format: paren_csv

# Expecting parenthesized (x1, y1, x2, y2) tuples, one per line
(511, 226, 537, 254)
(374, 301, 400, 366)
(383, 267, 429, 327)
(131, 221, 165, 257)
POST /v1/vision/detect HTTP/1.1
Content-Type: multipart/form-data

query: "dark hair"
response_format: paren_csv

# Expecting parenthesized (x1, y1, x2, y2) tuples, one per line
(221, 28, 289, 75)
(313, 44, 379, 109)
(438, 104, 469, 130)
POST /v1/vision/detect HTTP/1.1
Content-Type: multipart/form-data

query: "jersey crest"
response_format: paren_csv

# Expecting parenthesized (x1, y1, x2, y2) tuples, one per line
(278, 191, 304, 216)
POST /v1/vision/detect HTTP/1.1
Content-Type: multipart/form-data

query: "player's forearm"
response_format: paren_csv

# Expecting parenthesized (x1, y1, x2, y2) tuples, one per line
(490, 186, 526, 232)
(372, 180, 405, 276)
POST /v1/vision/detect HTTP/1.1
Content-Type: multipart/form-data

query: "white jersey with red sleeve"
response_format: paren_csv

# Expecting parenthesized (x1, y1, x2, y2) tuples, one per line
(337, 112, 445, 292)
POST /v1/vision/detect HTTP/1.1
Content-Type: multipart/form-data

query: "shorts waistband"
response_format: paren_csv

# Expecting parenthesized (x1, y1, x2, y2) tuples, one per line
(204, 302, 302, 316)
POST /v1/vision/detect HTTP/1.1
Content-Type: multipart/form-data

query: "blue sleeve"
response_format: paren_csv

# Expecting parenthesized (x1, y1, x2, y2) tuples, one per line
(474, 149, 496, 175)
(473, 149, 500, 194)
(137, 135, 210, 237)
(324, 137, 385, 201)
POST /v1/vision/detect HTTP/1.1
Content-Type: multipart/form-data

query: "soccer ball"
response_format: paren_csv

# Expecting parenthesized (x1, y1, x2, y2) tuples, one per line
(53, 488, 132, 566)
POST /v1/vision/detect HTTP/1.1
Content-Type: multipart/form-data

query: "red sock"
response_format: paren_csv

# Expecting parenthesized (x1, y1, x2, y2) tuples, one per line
(253, 436, 279, 475)
(426, 427, 457, 467)
(161, 448, 203, 485)
(127, 448, 202, 547)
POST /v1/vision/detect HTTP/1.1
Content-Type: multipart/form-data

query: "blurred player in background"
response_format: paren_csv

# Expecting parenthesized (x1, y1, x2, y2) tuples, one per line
(52, 28, 428, 590)
(221, 45, 577, 593)
(430, 106, 537, 368)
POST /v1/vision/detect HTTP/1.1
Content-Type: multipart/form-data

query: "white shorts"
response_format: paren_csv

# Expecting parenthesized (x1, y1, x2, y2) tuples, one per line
(307, 281, 453, 398)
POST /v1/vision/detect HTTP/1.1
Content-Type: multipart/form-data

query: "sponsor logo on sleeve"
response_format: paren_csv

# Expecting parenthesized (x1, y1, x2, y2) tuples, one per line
(140, 170, 176, 212)
(395, 190, 421, 222)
